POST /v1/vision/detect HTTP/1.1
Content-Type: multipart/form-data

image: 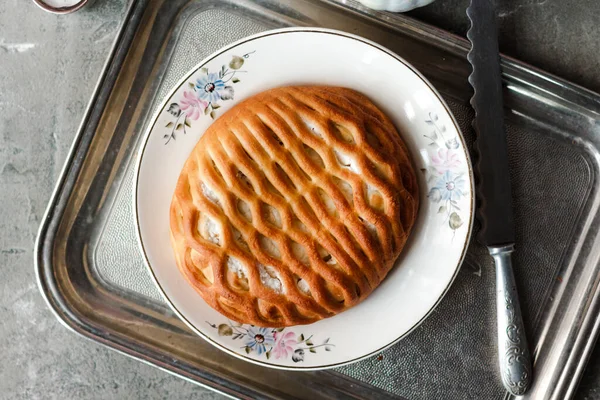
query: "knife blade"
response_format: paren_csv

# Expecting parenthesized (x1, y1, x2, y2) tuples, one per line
(466, 0, 533, 395)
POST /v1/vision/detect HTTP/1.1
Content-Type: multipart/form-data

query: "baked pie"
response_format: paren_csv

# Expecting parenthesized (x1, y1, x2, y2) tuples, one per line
(170, 86, 419, 327)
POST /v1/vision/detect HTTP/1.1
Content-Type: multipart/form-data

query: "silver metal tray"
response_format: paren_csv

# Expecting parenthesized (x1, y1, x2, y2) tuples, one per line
(35, 0, 600, 399)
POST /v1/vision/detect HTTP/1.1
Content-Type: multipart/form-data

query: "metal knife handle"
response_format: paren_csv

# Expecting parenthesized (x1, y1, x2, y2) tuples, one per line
(490, 244, 532, 396)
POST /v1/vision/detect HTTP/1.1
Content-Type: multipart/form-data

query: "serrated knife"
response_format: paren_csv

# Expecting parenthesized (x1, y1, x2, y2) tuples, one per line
(466, 0, 532, 395)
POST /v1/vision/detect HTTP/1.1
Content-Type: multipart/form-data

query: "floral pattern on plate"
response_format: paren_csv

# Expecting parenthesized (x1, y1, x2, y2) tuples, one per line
(136, 28, 474, 370)
(208, 321, 334, 362)
(421, 112, 467, 233)
(162, 51, 255, 144)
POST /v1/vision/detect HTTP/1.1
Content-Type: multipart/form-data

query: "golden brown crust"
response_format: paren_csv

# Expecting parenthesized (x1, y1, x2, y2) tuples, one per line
(170, 86, 419, 327)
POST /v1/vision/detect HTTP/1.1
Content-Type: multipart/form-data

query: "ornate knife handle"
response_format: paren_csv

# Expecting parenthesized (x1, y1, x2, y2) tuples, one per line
(489, 244, 532, 396)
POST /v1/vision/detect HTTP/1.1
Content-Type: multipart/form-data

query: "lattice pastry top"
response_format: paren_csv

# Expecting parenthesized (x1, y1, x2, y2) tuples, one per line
(170, 86, 419, 327)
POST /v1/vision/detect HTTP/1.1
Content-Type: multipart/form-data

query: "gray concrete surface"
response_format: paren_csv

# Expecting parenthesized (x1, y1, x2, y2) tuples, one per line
(411, 0, 600, 94)
(412, 2, 600, 398)
(0, 0, 598, 399)
(0, 0, 223, 398)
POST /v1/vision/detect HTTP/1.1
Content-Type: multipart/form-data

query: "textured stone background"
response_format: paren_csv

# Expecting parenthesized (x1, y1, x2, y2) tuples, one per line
(0, 0, 597, 399)
(0, 0, 223, 398)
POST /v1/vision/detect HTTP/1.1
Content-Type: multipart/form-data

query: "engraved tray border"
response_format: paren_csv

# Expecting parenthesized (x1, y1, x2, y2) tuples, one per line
(35, 0, 600, 399)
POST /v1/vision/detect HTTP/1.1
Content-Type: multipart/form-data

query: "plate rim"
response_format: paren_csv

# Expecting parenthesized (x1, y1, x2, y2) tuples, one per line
(133, 26, 475, 371)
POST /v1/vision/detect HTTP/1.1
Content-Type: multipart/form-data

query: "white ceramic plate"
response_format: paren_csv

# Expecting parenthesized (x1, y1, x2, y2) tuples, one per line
(134, 28, 474, 370)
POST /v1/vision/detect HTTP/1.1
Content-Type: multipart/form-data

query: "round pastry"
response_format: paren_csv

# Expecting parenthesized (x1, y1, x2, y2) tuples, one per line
(169, 86, 419, 327)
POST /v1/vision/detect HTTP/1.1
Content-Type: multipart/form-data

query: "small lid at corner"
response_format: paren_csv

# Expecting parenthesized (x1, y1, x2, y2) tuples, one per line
(32, 0, 90, 14)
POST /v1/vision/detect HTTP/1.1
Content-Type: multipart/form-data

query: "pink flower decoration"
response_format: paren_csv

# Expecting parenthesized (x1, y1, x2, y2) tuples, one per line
(430, 148, 461, 174)
(179, 91, 207, 120)
(272, 331, 297, 359)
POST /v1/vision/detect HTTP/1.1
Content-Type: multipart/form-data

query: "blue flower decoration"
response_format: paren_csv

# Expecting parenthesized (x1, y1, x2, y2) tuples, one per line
(428, 171, 466, 203)
(196, 72, 232, 104)
(245, 327, 275, 355)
